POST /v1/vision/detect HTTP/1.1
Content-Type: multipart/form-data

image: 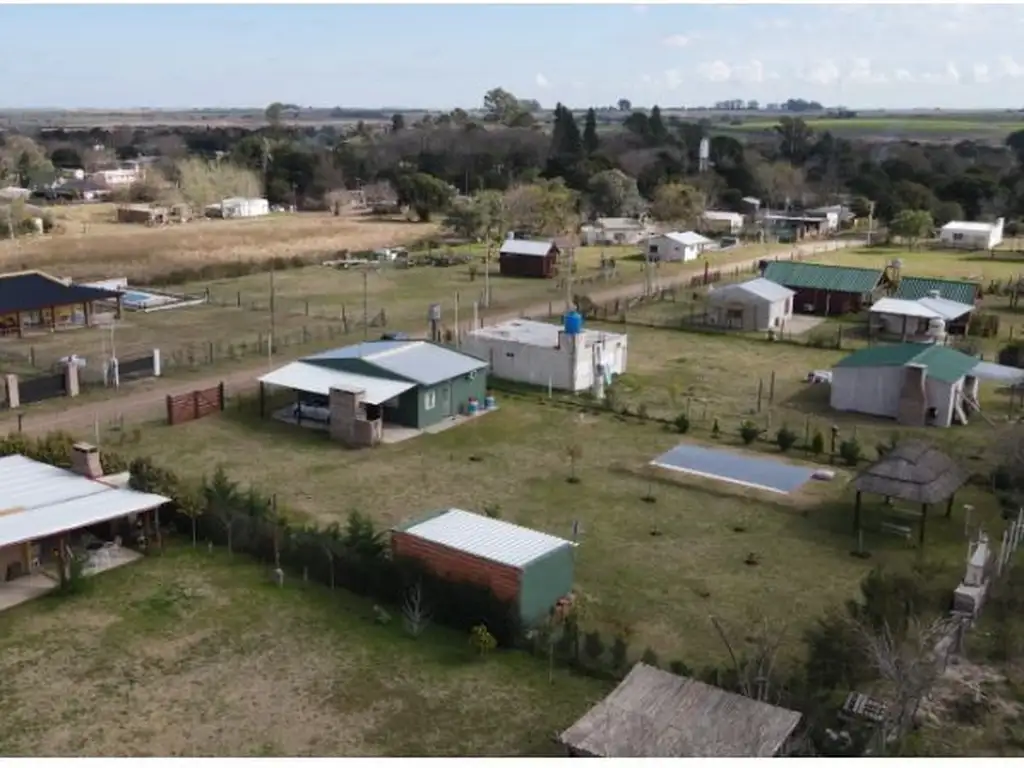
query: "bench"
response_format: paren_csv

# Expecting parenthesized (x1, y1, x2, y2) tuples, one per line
(880, 521, 912, 540)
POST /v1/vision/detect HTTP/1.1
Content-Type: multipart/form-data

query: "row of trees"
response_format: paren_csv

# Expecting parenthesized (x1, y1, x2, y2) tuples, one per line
(5, 87, 1024, 231)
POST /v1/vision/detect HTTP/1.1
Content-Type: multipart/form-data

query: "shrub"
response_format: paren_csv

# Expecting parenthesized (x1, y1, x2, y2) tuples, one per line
(810, 430, 825, 455)
(668, 659, 691, 676)
(469, 624, 497, 656)
(610, 635, 630, 671)
(640, 647, 660, 667)
(582, 631, 606, 665)
(674, 413, 690, 434)
(739, 420, 760, 445)
(776, 425, 797, 452)
(839, 437, 863, 466)
(711, 418, 721, 438)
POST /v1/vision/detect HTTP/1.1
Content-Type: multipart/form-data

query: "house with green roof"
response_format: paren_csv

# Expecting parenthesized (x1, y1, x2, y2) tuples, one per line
(762, 261, 886, 316)
(892, 276, 980, 306)
(830, 343, 981, 428)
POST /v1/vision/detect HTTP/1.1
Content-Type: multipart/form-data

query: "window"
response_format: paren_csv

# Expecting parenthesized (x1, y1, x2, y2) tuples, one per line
(648, 244, 659, 254)
(423, 391, 436, 410)
(953, 233, 964, 241)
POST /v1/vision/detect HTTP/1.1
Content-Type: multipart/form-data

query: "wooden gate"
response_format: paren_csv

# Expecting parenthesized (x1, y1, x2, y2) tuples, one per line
(166, 382, 225, 425)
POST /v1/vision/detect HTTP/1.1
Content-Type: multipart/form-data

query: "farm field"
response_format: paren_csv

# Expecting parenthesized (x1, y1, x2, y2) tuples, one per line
(718, 116, 1023, 142)
(0, 547, 605, 756)
(0, 204, 439, 282)
(94, 325, 1005, 669)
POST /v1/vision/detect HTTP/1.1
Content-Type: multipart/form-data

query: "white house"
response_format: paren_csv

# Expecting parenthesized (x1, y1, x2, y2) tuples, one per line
(462, 318, 627, 394)
(939, 218, 1004, 250)
(646, 231, 714, 263)
(580, 217, 651, 246)
(705, 278, 794, 332)
(207, 197, 270, 219)
(869, 295, 975, 339)
(829, 343, 981, 428)
(701, 211, 744, 234)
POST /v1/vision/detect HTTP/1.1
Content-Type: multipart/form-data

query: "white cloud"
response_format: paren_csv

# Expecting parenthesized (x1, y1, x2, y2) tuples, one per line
(662, 34, 690, 48)
(800, 60, 841, 86)
(640, 73, 653, 85)
(999, 55, 1024, 78)
(847, 58, 887, 85)
(920, 62, 960, 85)
(894, 68, 916, 83)
(534, 73, 550, 89)
(973, 63, 991, 84)
(697, 60, 732, 83)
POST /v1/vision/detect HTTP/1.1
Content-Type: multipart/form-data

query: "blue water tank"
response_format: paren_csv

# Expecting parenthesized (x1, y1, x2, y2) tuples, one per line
(564, 310, 583, 336)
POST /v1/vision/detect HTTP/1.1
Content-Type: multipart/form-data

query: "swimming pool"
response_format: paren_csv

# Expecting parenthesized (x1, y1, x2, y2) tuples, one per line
(651, 443, 816, 494)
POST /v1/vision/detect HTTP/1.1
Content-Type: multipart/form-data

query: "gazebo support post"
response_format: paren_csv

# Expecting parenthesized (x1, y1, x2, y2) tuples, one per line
(920, 503, 929, 546)
(854, 491, 862, 534)
(259, 382, 265, 418)
(945, 493, 955, 519)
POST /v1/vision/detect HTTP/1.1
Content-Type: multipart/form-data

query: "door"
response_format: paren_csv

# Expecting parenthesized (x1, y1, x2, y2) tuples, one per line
(441, 384, 452, 416)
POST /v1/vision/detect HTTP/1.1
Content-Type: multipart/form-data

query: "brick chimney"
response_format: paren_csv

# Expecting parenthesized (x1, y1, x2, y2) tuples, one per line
(70, 442, 103, 479)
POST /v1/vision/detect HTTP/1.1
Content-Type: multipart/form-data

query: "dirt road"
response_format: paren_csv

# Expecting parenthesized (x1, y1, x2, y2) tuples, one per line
(7, 239, 862, 438)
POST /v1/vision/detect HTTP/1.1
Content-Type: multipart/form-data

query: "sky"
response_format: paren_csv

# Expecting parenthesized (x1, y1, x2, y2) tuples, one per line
(4, 3, 1024, 110)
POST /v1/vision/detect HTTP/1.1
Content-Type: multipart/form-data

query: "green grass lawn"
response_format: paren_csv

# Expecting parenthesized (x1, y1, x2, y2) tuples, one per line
(96, 326, 1008, 670)
(0, 547, 607, 756)
(719, 117, 1023, 140)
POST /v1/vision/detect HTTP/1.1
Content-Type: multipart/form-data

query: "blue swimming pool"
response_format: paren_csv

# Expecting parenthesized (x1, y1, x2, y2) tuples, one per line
(652, 443, 816, 494)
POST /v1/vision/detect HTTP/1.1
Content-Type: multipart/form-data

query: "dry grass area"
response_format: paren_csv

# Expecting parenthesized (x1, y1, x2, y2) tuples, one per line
(0, 205, 439, 281)
(0, 548, 605, 756)
(98, 340, 1004, 667)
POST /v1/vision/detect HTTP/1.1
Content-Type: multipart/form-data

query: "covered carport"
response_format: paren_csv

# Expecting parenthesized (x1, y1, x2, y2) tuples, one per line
(257, 361, 416, 429)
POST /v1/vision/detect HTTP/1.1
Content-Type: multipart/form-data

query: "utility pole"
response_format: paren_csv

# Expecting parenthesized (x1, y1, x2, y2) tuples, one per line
(484, 242, 492, 308)
(867, 200, 876, 247)
(565, 244, 575, 311)
(362, 268, 369, 340)
(269, 267, 276, 356)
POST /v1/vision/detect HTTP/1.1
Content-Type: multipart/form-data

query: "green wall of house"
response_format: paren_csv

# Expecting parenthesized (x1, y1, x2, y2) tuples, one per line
(518, 546, 575, 626)
(413, 371, 488, 429)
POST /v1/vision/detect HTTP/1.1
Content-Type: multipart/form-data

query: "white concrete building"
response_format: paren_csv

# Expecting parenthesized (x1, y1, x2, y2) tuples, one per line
(580, 217, 651, 246)
(939, 218, 1004, 250)
(646, 231, 714, 263)
(705, 278, 795, 332)
(89, 168, 139, 187)
(701, 210, 744, 234)
(208, 197, 270, 219)
(829, 343, 981, 428)
(462, 318, 627, 393)
(869, 295, 975, 338)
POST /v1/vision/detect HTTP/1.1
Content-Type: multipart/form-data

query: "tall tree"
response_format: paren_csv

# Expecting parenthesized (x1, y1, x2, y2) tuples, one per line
(395, 172, 455, 221)
(391, 113, 405, 133)
(583, 108, 600, 156)
(617, 98, 632, 112)
(587, 169, 643, 218)
(775, 117, 815, 163)
(889, 209, 934, 250)
(649, 105, 668, 145)
(650, 181, 702, 227)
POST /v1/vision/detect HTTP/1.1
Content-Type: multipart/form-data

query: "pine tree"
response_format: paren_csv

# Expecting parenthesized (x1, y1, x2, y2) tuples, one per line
(649, 105, 668, 144)
(583, 108, 599, 155)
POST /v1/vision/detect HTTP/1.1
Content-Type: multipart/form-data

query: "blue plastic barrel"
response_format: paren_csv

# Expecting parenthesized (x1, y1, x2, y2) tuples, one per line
(564, 310, 583, 335)
(467, 400, 479, 415)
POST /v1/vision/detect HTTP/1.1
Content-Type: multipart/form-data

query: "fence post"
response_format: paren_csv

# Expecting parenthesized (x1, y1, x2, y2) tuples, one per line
(29, 347, 35, 369)
(192, 391, 200, 421)
(165, 394, 173, 426)
(208, 341, 214, 364)
(236, 291, 241, 307)
(17, 413, 23, 433)
(219, 382, 226, 411)
(305, 300, 310, 316)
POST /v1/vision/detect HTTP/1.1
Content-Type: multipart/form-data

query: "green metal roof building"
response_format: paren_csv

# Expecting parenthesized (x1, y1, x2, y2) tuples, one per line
(893, 276, 980, 305)
(830, 343, 981, 428)
(762, 262, 885, 316)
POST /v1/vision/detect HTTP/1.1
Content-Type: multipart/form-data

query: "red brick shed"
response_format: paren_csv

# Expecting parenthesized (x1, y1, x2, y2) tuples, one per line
(390, 507, 576, 624)
(498, 239, 560, 279)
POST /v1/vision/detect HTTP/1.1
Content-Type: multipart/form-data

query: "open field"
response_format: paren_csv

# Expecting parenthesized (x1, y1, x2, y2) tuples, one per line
(90, 324, 1006, 668)
(0, 547, 605, 756)
(0, 205, 439, 282)
(717, 115, 1023, 142)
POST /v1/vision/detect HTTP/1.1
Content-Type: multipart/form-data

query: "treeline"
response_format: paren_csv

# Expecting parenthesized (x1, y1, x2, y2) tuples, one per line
(3, 87, 1024, 233)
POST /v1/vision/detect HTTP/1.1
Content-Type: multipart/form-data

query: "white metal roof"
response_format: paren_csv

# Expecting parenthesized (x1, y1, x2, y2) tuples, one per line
(870, 296, 974, 321)
(400, 508, 574, 568)
(469, 318, 626, 348)
(258, 361, 415, 404)
(499, 239, 555, 257)
(710, 278, 794, 303)
(0, 455, 170, 549)
(869, 297, 942, 319)
(661, 231, 714, 247)
(941, 220, 997, 233)
(703, 210, 744, 223)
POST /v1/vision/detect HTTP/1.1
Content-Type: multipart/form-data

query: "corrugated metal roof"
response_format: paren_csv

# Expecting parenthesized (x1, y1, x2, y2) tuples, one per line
(893, 276, 979, 305)
(712, 278, 794, 303)
(499, 239, 555, 257)
(596, 217, 644, 230)
(303, 341, 487, 387)
(870, 297, 941, 319)
(703, 210, 744, 223)
(917, 296, 975, 320)
(259, 361, 415, 404)
(400, 508, 574, 568)
(941, 220, 997, 233)
(834, 343, 978, 383)
(469, 318, 625, 348)
(762, 262, 883, 293)
(663, 231, 713, 246)
(0, 455, 169, 549)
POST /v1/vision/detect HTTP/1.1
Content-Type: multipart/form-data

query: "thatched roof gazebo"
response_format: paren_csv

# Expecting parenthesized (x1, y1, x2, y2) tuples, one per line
(558, 663, 803, 757)
(852, 440, 968, 546)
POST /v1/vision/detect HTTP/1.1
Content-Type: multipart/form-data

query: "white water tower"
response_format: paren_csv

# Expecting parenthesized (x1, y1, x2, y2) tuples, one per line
(698, 137, 710, 173)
